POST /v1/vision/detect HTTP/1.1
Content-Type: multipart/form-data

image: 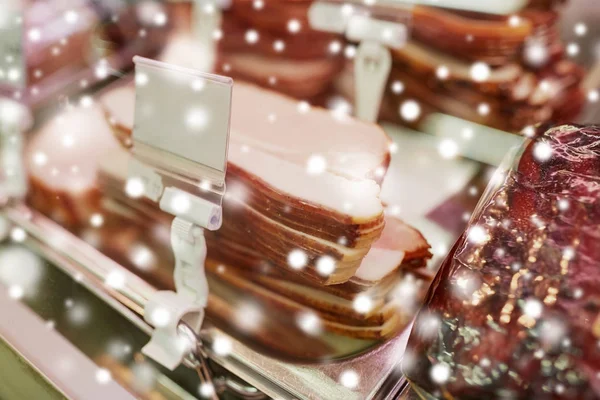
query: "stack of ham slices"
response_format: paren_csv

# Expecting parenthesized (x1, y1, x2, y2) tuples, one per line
(336, 1, 585, 132)
(26, 81, 431, 347)
(216, 0, 345, 99)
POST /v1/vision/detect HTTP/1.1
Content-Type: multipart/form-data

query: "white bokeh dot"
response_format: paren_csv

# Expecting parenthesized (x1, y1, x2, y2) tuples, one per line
(399, 100, 421, 122)
(296, 311, 322, 336)
(171, 193, 191, 213)
(438, 139, 459, 159)
(316, 256, 336, 276)
(10, 227, 26, 242)
(508, 15, 521, 27)
(212, 335, 232, 356)
(567, 43, 580, 57)
(125, 177, 144, 198)
(297, 101, 311, 114)
(353, 294, 373, 314)
(306, 154, 327, 175)
(273, 40, 285, 52)
(90, 213, 104, 227)
(339, 369, 359, 389)
(533, 141, 553, 162)
(430, 363, 451, 384)
(136, 72, 149, 86)
(186, 107, 209, 131)
(467, 225, 489, 245)
(245, 29, 259, 44)
(329, 40, 342, 54)
(96, 368, 112, 384)
(436, 65, 449, 80)
(477, 103, 490, 116)
(470, 62, 491, 82)
(8, 285, 24, 299)
(574, 22, 587, 36)
(153, 12, 167, 26)
(65, 10, 79, 24)
(391, 81, 404, 94)
(28, 28, 41, 42)
(523, 298, 543, 319)
(287, 19, 301, 33)
(199, 382, 215, 398)
(149, 307, 171, 328)
(287, 249, 308, 270)
(105, 270, 126, 290)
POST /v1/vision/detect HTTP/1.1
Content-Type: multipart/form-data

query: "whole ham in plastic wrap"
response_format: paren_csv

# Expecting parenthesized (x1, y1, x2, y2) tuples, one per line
(404, 124, 600, 399)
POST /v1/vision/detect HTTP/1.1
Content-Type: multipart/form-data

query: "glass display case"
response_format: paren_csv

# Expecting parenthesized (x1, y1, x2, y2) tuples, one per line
(0, 0, 598, 399)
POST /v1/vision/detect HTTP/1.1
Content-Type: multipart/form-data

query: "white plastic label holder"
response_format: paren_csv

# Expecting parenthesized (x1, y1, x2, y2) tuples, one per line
(130, 57, 232, 370)
(308, 2, 407, 122)
(354, 41, 393, 122)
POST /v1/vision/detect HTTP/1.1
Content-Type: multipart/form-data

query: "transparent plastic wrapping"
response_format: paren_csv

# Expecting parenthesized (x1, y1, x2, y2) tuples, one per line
(403, 124, 600, 399)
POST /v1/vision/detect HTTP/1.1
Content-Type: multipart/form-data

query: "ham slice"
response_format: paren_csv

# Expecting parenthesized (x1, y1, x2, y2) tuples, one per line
(217, 52, 343, 99)
(354, 216, 430, 282)
(26, 106, 121, 227)
(408, 5, 532, 65)
(219, 16, 339, 61)
(24, 0, 99, 83)
(100, 82, 391, 182)
(216, 0, 343, 98)
(229, 83, 390, 182)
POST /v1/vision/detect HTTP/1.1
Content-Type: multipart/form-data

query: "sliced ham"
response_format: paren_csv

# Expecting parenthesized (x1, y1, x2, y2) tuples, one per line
(100, 82, 391, 182)
(24, 0, 99, 84)
(217, 0, 343, 99)
(98, 81, 406, 283)
(355, 216, 430, 282)
(26, 106, 121, 227)
(217, 52, 343, 99)
(375, 6, 584, 133)
(27, 80, 431, 342)
(229, 83, 390, 182)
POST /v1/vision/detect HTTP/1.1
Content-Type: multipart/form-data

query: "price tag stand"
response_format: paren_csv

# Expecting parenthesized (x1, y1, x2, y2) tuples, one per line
(128, 57, 232, 371)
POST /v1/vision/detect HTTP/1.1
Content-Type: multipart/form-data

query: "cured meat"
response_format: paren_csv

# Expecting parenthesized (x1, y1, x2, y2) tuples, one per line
(92, 81, 430, 342)
(7, 0, 167, 109)
(23, 0, 99, 86)
(217, 52, 344, 99)
(25, 78, 431, 342)
(97, 158, 431, 341)
(382, 47, 584, 131)
(216, 0, 344, 99)
(409, 6, 563, 66)
(25, 80, 431, 343)
(370, 3, 585, 133)
(404, 125, 600, 399)
(100, 82, 392, 182)
(26, 106, 121, 228)
(98, 81, 425, 283)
